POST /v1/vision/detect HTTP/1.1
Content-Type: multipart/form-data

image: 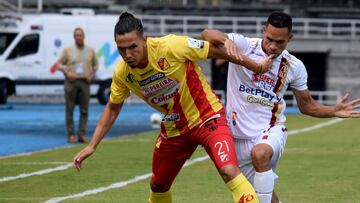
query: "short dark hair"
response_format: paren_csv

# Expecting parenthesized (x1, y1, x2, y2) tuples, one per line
(114, 11, 144, 39)
(73, 27, 84, 36)
(266, 11, 292, 33)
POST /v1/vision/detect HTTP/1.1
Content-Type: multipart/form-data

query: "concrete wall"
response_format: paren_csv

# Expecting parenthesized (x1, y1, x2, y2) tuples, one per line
(288, 38, 360, 98)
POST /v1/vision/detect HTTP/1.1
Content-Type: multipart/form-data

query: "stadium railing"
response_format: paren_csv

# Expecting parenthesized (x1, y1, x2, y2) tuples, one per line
(138, 15, 360, 39)
(283, 90, 341, 106)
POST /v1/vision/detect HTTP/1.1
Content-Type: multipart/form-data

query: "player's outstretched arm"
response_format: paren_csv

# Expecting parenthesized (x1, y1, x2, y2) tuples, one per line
(293, 89, 360, 118)
(202, 28, 273, 74)
(73, 102, 124, 171)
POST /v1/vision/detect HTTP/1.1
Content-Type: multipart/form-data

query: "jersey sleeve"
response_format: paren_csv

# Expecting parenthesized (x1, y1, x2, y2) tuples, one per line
(167, 35, 210, 62)
(109, 63, 131, 104)
(227, 33, 251, 54)
(290, 60, 308, 91)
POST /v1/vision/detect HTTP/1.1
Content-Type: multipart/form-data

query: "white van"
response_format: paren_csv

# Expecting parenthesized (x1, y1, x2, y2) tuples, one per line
(0, 12, 122, 104)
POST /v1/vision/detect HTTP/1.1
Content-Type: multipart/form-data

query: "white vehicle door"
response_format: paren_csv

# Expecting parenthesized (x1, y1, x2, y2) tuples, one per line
(5, 33, 44, 95)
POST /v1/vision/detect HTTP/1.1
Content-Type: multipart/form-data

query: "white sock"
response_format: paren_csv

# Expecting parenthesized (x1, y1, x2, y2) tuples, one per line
(253, 169, 274, 203)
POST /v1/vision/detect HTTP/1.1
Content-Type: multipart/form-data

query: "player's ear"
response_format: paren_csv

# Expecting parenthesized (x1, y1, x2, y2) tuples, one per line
(262, 25, 267, 34)
(288, 33, 293, 41)
(143, 36, 148, 48)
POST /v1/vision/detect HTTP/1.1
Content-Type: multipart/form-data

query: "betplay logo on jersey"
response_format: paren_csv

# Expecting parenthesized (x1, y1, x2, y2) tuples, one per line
(187, 38, 204, 49)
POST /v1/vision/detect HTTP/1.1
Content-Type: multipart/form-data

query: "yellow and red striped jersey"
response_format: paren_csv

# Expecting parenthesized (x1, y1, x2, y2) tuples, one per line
(110, 34, 223, 137)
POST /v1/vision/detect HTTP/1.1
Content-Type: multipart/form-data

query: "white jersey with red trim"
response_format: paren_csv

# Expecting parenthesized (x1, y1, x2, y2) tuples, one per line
(226, 33, 308, 139)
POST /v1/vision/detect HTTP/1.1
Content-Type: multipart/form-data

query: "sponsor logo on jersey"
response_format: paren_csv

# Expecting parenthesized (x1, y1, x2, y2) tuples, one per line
(149, 86, 179, 105)
(141, 77, 178, 96)
(138, 73, 165, 86)
(126, 73, 136, 83)
(252, 74, 276, 91)
(163, 113, 180, 122)
(247, 95, 274, 107)
(187, 38, 204, 49)
(238, 194, 255, 203)
(239, 84, 280, 101)
(252, 74, 275, 85)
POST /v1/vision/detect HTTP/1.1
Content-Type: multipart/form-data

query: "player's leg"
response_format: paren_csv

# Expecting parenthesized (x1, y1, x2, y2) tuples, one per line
(64, 80, 76, 140)
(271, 190, 279, 203)
(196, 112, 258, 203)
(77, 80, 90, 140)
(149, 134, 197, 203)
(251, 126, 287, 203)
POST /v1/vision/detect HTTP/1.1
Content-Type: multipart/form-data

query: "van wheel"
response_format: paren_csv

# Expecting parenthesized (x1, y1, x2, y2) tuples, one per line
(97, 80, 111, 105)
(0, 80, 8, 104)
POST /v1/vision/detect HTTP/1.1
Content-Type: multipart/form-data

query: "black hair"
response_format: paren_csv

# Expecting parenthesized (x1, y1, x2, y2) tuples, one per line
(266, 11, 292, 33)
(114, 11, 144, 39)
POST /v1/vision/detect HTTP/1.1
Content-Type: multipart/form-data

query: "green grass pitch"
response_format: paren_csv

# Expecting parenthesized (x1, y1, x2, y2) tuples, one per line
(0, 114, 359, 203)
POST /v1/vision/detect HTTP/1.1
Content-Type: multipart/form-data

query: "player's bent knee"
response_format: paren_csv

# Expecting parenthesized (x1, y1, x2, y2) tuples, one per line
(150, 181, 171, 193)
(218, 164, 241, 182)
(251, 145, 272, 170)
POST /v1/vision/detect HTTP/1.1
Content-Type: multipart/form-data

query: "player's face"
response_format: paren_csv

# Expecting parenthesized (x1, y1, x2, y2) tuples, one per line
(74, 30, 85, 47)
(115, 31, 148, 68)
(262, 24, 292, 57)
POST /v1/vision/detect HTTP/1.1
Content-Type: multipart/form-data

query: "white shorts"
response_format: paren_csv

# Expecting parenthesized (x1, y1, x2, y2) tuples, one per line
(234, 125, 287, 184)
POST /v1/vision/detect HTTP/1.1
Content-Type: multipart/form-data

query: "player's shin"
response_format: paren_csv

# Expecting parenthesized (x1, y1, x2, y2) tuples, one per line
(253, 170, 274, 203)
(148, 188, 172, 203)
(226, 173, 259, 203)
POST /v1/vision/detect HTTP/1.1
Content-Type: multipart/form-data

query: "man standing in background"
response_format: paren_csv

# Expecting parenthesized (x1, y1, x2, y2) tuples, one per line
(56, 27, 99, 143)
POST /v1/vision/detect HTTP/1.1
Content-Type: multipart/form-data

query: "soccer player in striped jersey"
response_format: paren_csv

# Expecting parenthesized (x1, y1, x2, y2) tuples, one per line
(73, 12, 273, 203)
(202, 11, 360, 203)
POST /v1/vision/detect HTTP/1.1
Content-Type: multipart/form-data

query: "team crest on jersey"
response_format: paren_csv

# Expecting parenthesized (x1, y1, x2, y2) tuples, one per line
(157, 58, 170, 70)
(279, 59, 289, 78)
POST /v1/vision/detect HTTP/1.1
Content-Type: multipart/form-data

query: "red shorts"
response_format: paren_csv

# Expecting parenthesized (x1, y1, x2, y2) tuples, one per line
(151, 109, 238, 187)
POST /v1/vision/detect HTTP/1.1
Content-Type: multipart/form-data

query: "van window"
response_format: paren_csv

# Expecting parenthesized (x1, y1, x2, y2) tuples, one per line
(7, 33, 39, 60)
(0, 33, 17, 55)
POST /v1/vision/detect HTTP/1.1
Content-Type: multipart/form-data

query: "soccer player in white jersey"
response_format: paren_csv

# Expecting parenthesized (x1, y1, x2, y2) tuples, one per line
(202, 11, 360, 203)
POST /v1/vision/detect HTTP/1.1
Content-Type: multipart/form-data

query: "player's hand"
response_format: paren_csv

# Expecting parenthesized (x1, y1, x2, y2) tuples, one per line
(334, 93, 360, 118)
(73, 145, 95, 172)
(224, 38, 243, 61)
(258, 54, 275, 74)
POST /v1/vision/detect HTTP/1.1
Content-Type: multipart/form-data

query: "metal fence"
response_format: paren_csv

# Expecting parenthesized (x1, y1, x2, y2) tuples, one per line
(139, 15, 360, 39)
(283, 90, 341, 106)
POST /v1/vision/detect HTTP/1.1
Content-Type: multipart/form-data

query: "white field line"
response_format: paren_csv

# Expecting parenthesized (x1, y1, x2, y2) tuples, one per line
(0, 163, 72, 183)
(44, 118, 345, 203)
(44, 156, 209, 203)
(2, 162, 70, 165)
(287, 118, 343, 136)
